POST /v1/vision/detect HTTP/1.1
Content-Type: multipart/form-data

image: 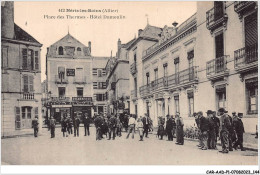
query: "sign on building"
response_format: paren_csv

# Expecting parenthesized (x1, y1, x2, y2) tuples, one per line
(67, 69, 75, 76)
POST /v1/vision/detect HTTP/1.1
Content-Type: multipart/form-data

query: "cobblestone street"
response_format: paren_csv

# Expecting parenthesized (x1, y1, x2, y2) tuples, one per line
(1, 127, 258, 165)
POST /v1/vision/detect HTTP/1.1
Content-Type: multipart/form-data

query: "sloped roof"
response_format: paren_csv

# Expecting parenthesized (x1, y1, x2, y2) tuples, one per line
(13, 23, 41, 45)
(51, 33, 87, 48)
(121, 38, 136, 48)
(92, 57, 109, 68)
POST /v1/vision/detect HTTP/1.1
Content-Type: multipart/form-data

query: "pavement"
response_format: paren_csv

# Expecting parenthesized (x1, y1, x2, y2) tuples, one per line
(1, 127, 258, 165)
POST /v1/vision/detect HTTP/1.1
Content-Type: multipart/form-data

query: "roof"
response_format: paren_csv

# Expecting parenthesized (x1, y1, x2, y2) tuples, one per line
(126, 24, 162, 50)
(121, 38, 136, 48)
(13, 23, 42, 46)
(92, 57, 109, 68)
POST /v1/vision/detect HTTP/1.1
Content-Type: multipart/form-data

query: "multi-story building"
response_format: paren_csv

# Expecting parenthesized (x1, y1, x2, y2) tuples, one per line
(46, 33, 93, 122)
(1, 2, 43, 137)
(92, 57, 109, 115)
(138, 14, 197, 126)
(129, 1, 258, 133)
(196, 1, 258, 132)
(127, 25, 162, 122)
(105, 38, 135, 115)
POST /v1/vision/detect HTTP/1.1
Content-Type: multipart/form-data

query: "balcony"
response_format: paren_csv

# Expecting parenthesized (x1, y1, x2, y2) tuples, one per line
(139, 84, 151, 98)
(234, 43, 258, 73)
(55, 75, 68, 84)
(206, 56, 229, 81)
(21, 92, 35, 101)
(234, 1, 257, 19)
(168, 66, 198, 89)
(151, 77, 168, 92)
(206, 5, 228, 33)
(130, 62, 137, 75)
(131, 89, 138, 101)
(73, 76, 87, 84)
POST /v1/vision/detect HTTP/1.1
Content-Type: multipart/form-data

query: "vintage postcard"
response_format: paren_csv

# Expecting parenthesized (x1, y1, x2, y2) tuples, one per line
(1, 0, 259, 174)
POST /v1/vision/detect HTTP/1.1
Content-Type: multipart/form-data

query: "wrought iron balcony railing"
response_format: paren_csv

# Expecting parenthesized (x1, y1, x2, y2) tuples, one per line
(130, 62, 137, 75)
(234, 43, 258, 68)
(55, 75, 68, 84)
(139, 84, 151, 97)
(206, 5, 227, 32)
(206, 56, 229, 76)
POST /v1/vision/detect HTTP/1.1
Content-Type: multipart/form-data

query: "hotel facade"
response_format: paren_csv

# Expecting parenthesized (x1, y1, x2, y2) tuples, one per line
(129, 1, 258, 132)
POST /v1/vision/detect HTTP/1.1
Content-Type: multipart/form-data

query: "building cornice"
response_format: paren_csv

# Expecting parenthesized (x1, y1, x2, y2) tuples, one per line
(2, 37, 42, 47)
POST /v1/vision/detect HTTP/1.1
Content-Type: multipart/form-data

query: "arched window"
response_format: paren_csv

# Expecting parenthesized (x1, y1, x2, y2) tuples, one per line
(58, 46, 63, 55)
(77, 47, 81, 56)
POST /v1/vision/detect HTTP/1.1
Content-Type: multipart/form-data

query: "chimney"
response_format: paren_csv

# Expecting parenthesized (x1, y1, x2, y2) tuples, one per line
(88, 41, 91, 54)
(118, 38, 121, 49)
(172, 21, 178, 34)
(1, 1, 14, 39)
(138, 29, 143, 37)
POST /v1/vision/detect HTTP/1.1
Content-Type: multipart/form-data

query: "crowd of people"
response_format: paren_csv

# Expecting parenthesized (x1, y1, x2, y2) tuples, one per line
(193, 108, 245, 153)
(31, 108, 246, 154)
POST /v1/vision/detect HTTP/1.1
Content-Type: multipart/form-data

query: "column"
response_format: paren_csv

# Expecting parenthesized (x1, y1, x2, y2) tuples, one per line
(164, 97, 169, 117)
(154, 99, 158, 126)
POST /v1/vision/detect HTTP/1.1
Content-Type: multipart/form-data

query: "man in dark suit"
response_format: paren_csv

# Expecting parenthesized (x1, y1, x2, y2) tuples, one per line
(199, 111, 209, 150)
(49, 116, 56, 138)
(212, 111, 220, 143)
(32, 116, 39, 137)
(219, 108, 232, 153)
(83, 113, 91, 136)
(108, 114, 117, 140)
(142, 113, 150, 138)
(175, 112, 184, 145)
(208, 110, 217, 149)
(233, 113, 245, 151)
(166, 115, 174, 141)
(73, 115, 80, 137)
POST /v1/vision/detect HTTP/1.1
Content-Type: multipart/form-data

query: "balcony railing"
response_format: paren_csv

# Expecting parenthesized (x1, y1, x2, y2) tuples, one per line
(55, 75, 68, 84)
(131, 89, 138, 100)
(139, 84, 151, 97)
(22, 92, 34, 100)
(206, 5, 227, 32)
(234, 1, 256, 14)
(151, 77, 168, 91)
(206, 56, 228, 76)
(234, 43, 258, 68)
(130, 62, 137, 75)
(73, 76, 87, 84)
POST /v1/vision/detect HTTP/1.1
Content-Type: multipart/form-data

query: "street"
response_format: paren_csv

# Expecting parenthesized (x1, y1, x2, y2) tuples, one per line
(1, 127, 258, 165)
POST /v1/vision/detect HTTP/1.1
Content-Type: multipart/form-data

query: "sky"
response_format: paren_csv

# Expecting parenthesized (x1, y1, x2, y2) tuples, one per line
(14, 1, 197, 81)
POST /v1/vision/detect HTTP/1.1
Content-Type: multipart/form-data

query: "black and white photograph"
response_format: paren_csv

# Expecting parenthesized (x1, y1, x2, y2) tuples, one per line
(1, 0, 259, 174)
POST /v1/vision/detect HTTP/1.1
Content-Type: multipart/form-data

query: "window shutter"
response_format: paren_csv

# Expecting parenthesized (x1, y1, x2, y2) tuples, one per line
(23, 75, 29, 92)
(15, 107, 21, 129)
(35, 51, 39, 70)
(28, 50, 32, 70)
(29, 75, 34, 92)
(22, 49, 27, 69)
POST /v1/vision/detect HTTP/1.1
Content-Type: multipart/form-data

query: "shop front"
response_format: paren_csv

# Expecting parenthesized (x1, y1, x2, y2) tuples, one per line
(72, 97, 93, 122)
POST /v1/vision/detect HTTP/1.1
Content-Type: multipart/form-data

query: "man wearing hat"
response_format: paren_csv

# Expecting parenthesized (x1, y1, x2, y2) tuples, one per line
(208, 110, 217, 149)
(49, 116, 56, 138)
(175, 112, 184, 145)
(32, 116, 39, 137)
(218, 108, 231, 153)
(194, 112, 202, 147)
(212, 111, 220, 143)
(199, 111, 209, 150)
(233, 113, 245, 151)
(225, 110, 235, 151)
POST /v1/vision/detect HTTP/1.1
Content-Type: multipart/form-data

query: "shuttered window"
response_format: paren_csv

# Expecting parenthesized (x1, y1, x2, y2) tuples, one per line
(29, 75, 34, 92)
(35, 107, 39, 119)
(15, 107, 21, 129)
(22, 49, 28, 69)
(245, 12, 257, 47)
(35, 51, 39, 70)
(23, 75, 34, 92)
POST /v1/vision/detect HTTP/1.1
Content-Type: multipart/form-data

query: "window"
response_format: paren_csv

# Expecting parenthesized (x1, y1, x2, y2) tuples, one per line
(174, 58, 179, 83)
(216, 85, 226, 109)
(146, 72, 150, 85)
(188, 50, 194, 80)
(35, 107, 38, 119)
(75, 68, 83, 82)
(58, 46, 64, 55)
(188, 91, 194, 117)
(214, 1, 224, 21)
(163, 63, 168, 77)
(134, 53, 137, 63)
(2, 47, 8, 68)
(58, 87, 66, 98)
(15, 107, 21, 130)
(154, 68, 158, 81)
(98, 69, 102, 77)
(34, 51, 39, 70)
(134, 77, 137, 97)
(215, 32, 224, 58)
(174, 95, 180, 114)
(96, 94, 105, 101)
(77, 47, 82, 55)
(92, 68, 97, 75)
(246, 78, 258, 114)
(22, 49, 39, 70)
(77, 87, 83, 97)
(58, 67, 65, 79)
(23, 75, 34, 92)
(22, 106, 32, 119)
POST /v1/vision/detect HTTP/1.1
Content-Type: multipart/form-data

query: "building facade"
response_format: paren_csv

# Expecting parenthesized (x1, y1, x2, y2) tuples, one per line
(195, 1, 258, 132)
(1, 2, 43, 137)
(46, 33, 93, 122)
(105, 38, 134, 115)
(92, 57, 109, 115)
(128, 1, 258, 133)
